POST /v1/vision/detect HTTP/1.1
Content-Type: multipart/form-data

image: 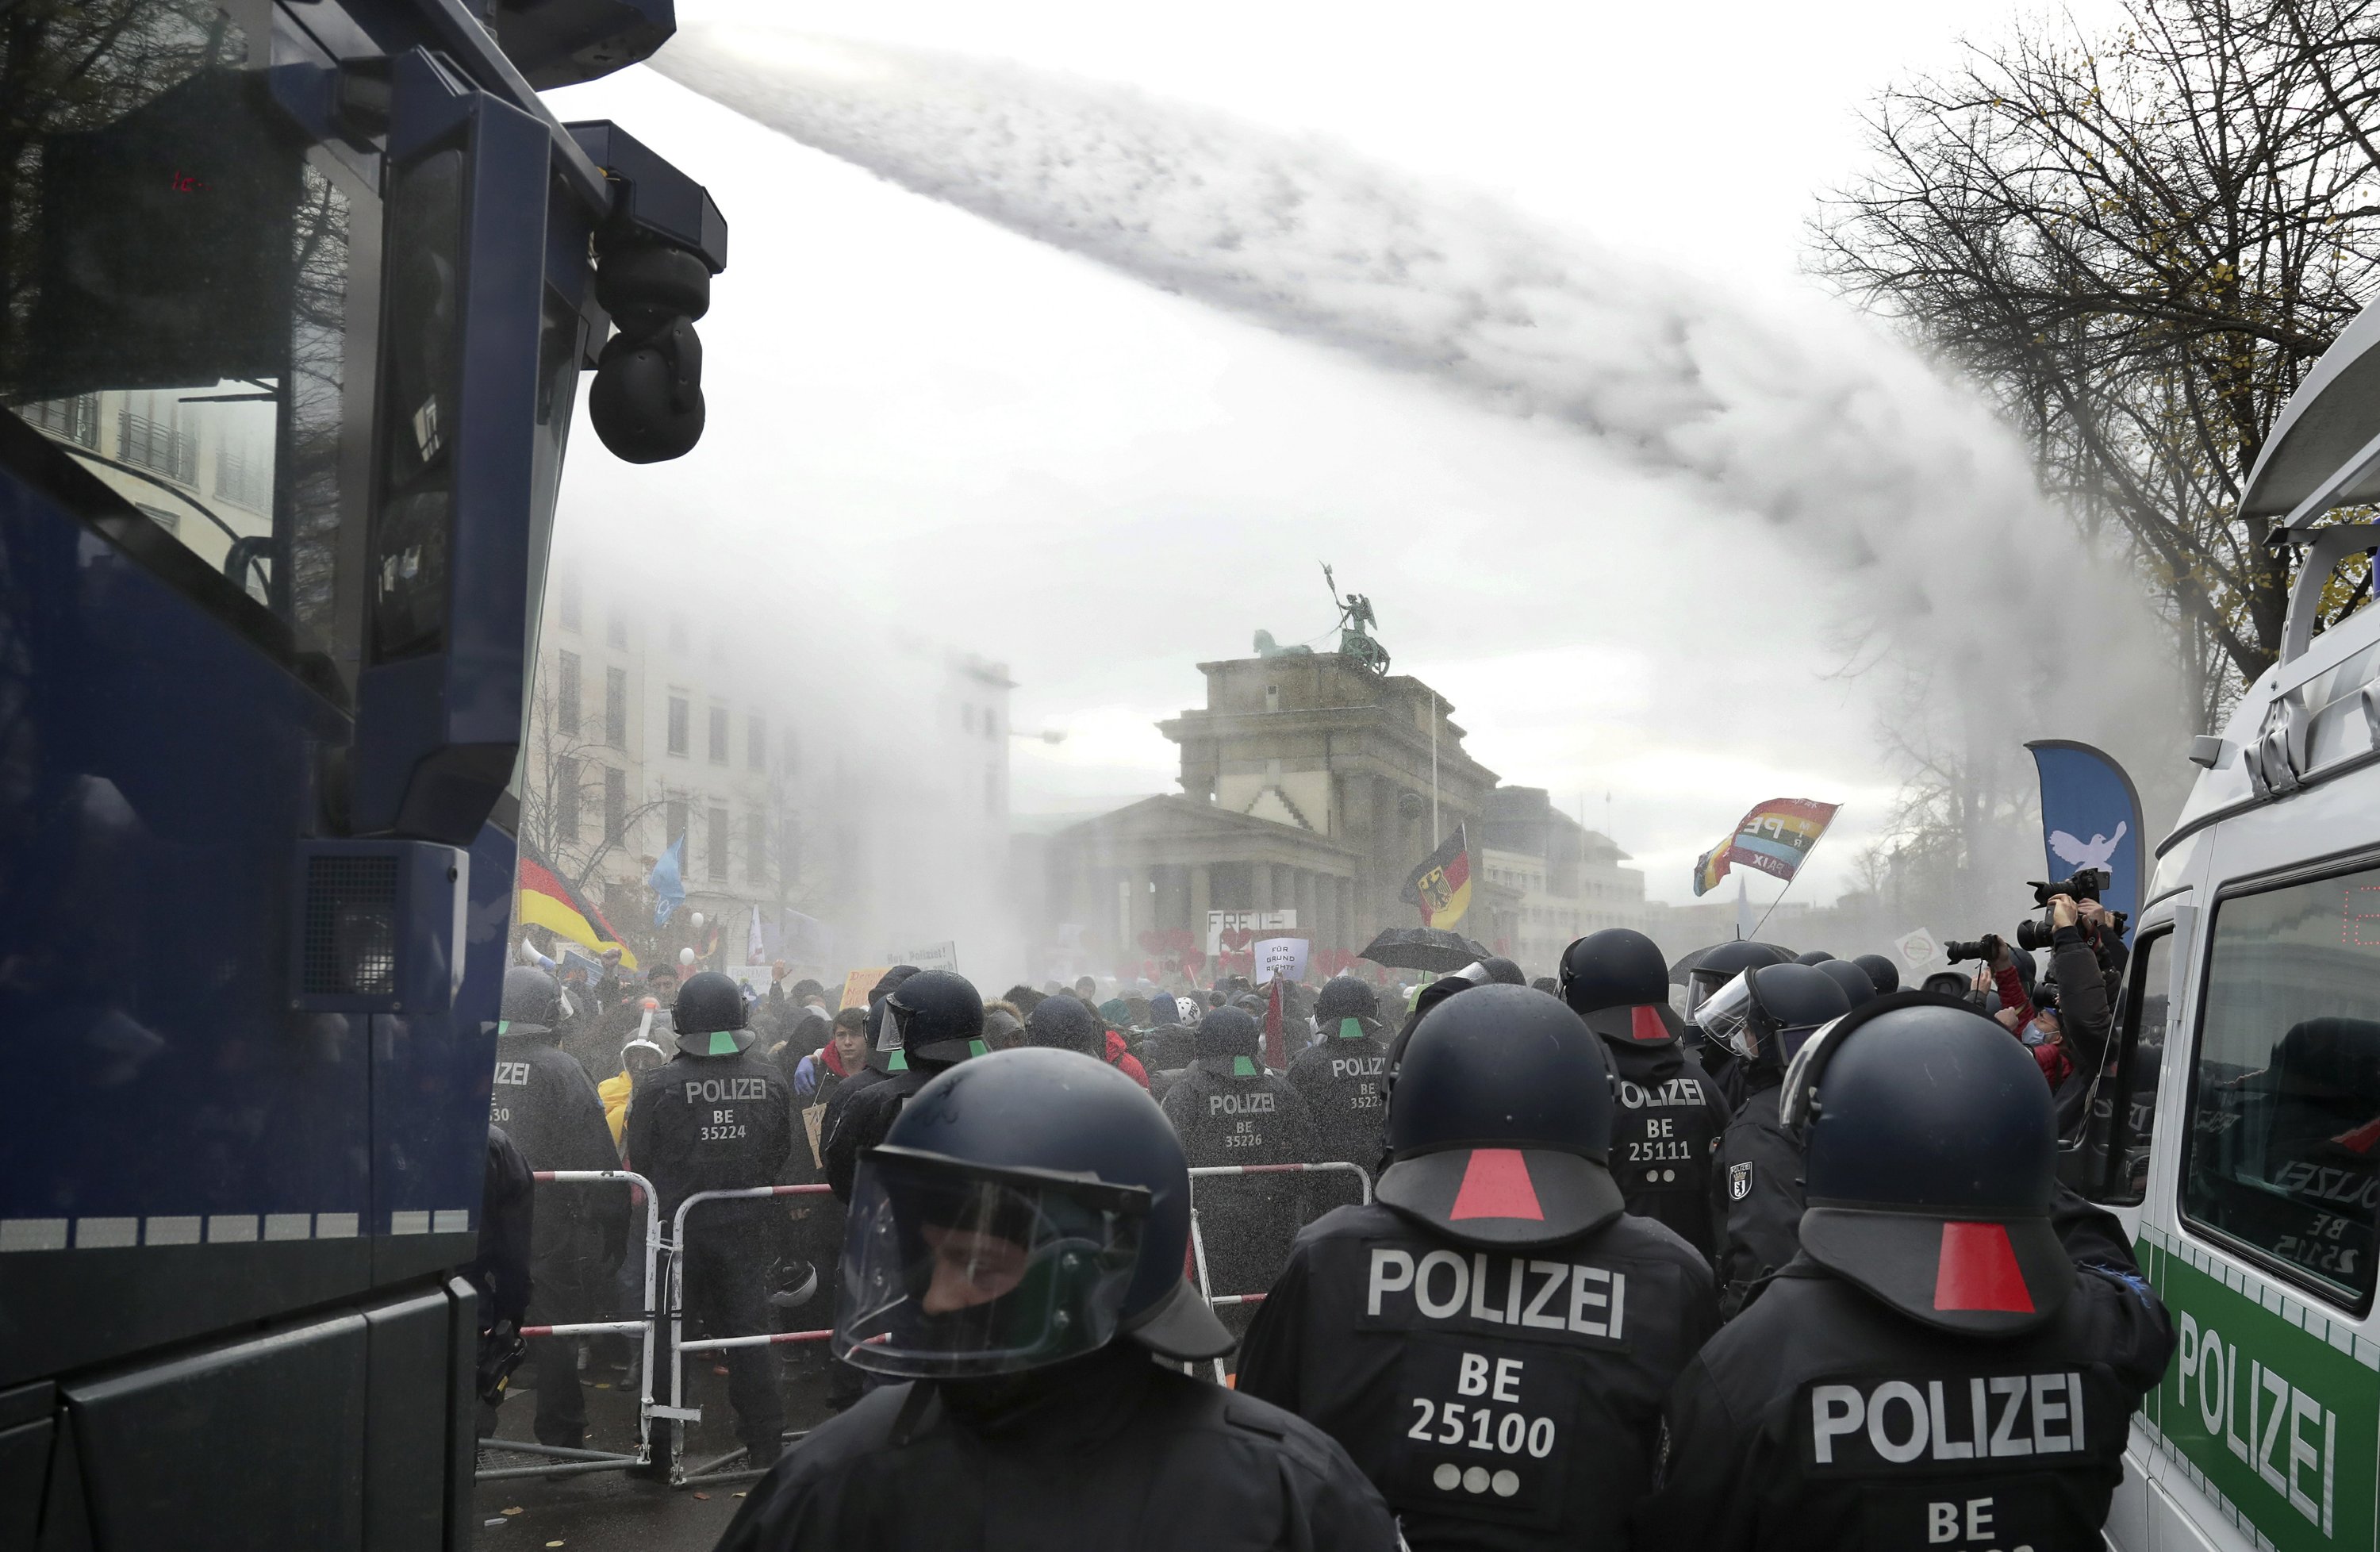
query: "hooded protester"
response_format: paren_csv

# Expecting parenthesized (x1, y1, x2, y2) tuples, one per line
(1558, 929, 1734, 1263)
(1283, 977, 1392, 1172)
(1237, 985, 1718, 1551)
(1158, 1007, 1318, 1328)
(814, 966, 921, 1174)
(624, 970, 795, 1469)
(489, 967, 629, 1452)
(714, 1051, 1396, 1552)
(1633, 997, 2175, 1550)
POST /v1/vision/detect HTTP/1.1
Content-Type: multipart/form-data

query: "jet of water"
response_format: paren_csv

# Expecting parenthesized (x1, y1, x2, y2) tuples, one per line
(651, 27, 2180, 773)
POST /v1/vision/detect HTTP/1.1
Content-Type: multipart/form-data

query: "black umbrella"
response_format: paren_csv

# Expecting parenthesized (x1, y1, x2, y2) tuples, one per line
(1357, 926, 1491, 974)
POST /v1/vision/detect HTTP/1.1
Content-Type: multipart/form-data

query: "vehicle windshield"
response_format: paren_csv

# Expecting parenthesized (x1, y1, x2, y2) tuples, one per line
(0, 0, 361, 696)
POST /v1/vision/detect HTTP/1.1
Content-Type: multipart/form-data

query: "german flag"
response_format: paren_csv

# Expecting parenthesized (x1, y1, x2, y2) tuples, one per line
(1400, 823, 1473, 929)
(518, 843, 638, 970)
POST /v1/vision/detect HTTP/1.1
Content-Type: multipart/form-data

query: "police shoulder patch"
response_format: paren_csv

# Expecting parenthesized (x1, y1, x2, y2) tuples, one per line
(1728, 1161, 1753, 1201)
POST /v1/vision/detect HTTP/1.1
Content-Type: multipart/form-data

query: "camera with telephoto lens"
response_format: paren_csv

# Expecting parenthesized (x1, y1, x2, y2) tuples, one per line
(1943, 934, 2004, 965)
(2030, 870, 2109, 908)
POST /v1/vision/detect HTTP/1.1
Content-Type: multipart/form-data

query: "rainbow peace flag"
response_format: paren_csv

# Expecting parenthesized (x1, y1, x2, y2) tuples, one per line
(1691, 798, 1840, 897)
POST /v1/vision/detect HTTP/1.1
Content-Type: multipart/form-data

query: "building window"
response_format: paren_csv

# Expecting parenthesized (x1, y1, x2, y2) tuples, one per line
(213, 437, 269, 511)
(666, 797, 688, 848)
(707, 805, 728, 881)
(668, 694, 689, 757)
(605, 667, 628, 747)
(607, 605, 628, 651)
(559, 568, 582, 631)
(118, 391, 195, 484)
(555, 755, 581, 843)
(708, 704, 729, 763)
(21, 393, 98, 447)
(747, 811, 768, 882)
(748, 713, 767, 772)
(556, 651, 581, 736)
(668, 613, 689, 655)
(604, 766, 626, 843)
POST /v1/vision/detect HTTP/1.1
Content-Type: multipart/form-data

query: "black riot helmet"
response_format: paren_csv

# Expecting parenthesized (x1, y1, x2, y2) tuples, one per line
(500, 966, 561, 1035)
(1852, 953, 1901, 995)
(673, 970, 752, 1056)
(1695, 961, 1850, 1070)
(1681, 939, 1794, 1020)
(1379, 983, 1624, 1249)
(1023, 993, 1099, 1058)
(863, 964, 924, 1073)
(1313, 975, 1380, 1035)
(1779, 993, 2067, 1335)
(836, 1047, 1232, 1377)
(1794, 949, 1836, 966)
(1195, 1005, 1261, 1067)
(1814, 957, 1879, 1012)
(1456, 955, 1526, 986)
(883, 969, 986, 1071)
(1558, 928, 1685, 1048)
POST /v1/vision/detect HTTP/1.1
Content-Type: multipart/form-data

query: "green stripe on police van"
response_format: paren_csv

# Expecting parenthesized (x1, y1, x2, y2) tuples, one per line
(2140, 1235, 2377, 1550)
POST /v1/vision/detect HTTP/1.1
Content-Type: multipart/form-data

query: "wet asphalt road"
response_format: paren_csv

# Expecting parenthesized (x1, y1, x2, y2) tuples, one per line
(468, 1343, 842, 1551)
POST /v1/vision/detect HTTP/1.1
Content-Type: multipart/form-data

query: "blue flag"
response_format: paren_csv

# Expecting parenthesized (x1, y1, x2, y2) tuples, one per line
(647, 835, 686, 928)
(2025, 740, 2144, 944)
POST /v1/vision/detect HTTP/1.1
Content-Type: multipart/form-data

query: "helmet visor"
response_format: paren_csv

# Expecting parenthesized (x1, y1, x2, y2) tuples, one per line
(835, 1147, 1150, 1378)
(1694, 970, 1755, 1054)
(1684, 965, 1739, 1019)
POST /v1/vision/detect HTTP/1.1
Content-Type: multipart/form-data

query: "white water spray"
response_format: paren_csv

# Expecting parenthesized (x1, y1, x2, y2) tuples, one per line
(651, 27, 2179, 770)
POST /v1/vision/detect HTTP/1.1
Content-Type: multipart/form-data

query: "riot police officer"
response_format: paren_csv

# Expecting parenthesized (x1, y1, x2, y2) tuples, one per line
(821, 970, 985, 1202)
(1814, 956, 1880, 1012)
(1284, 975, 1392, 1173)
(815, 964, 921, 1158)
(715, 1048, 1397, 1551)
(1237, 984, 1717, 1551)
(624, 970, 794, 1467)
(1160, 1005, 1318, 1323)
(1676, 939, 1795, 1104)
(1557, 930, 1733, 1262)
(1700, 961, 1850, 1317)
(1634, 994, 2175, 1550)
(489, 967, 628, 1450)
(1851, 952, 1900, 995)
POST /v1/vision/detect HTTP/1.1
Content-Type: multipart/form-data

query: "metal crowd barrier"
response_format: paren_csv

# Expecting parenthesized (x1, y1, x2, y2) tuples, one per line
(1184, 1162, 1373, 1382)
(476, 1169, 663, 1481)
(482, 1161, 1380, 1485)
(661, 1183, 839, 1487)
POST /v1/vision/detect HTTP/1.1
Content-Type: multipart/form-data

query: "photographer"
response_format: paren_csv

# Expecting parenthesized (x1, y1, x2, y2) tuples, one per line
(2044, 892, 2121, 1134)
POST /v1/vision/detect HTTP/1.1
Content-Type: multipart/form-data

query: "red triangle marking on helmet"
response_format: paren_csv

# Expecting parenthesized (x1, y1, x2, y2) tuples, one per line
(1448, 1148, 1545, 1222)
(1933, 1221, 2034, 1312)
(1630, 1005, 1668, 1042)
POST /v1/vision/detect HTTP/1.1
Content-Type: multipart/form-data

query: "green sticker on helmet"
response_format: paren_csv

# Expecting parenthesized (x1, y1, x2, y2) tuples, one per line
(1338, 1016, 1363, 1039)
(889, 1050, 908, 1072)
(968, 1039, 988, 1058)
(708, 1030, 741, 1055)
(1232, 1055, 1257, 1077)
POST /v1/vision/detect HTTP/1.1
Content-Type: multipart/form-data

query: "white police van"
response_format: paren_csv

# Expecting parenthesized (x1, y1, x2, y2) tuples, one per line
(2098, 293, 2380, 1552)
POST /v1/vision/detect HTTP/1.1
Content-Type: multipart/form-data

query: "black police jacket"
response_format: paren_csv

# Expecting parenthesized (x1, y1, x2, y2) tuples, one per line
(713, 1341, 1398, 1552)
(491, 1032, 628, 1274)
(1599, 1036, 1732, 1262)
(821, 1065, 935, 1202)
(1712, 1076, 1803, 1319)
(624, 1050, 793, 1231)
(1284, 1028, 1390, 1167)
(470, 1125, 535, 1335)
(1633, 1201, 2175, 1552)
(1236, 1201, 1717, 1552)
(1161, 1058, 1319, 1303)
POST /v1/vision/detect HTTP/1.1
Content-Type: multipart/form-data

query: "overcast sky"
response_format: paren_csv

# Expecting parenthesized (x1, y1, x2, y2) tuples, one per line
(546, 0, 2124, 906)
